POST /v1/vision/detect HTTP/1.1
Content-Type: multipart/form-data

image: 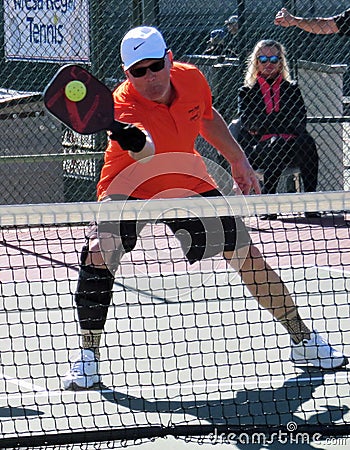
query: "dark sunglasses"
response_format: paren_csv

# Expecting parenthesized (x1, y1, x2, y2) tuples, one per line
(129, 58, 166, 78)
(257, 55, 280, 64)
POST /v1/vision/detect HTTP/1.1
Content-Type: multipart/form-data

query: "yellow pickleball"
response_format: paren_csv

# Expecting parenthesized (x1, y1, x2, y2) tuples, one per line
(64, 80, 87, 102)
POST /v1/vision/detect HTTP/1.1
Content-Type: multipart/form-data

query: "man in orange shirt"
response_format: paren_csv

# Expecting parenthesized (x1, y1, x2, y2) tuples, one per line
(63, 26, 347, 390)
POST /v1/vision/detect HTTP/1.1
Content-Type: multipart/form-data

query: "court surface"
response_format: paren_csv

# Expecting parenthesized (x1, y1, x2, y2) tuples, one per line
(0, 262, 349, 447)
(1, 209, 350, 448)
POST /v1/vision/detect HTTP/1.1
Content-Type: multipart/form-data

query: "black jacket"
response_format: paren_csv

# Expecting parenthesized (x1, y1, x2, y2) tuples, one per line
(335, 9, 350, 36)
(237, 79, 308, 147)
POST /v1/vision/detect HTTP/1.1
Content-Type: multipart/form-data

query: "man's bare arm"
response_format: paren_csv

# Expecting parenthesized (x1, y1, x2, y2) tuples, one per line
(200, 108, 261, 195)
(274, 8, 339, 34)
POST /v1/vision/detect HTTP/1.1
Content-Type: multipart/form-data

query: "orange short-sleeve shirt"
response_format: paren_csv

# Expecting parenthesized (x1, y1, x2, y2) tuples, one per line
(97, 62, 217, 200)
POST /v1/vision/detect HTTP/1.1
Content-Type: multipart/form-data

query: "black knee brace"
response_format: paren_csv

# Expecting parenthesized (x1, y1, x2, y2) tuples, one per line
(75, 265, 114, 330)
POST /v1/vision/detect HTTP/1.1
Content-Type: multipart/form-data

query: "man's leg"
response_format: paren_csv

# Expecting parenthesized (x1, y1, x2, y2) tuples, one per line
(224, 244, 347, 369)
(226, 244, 310, 342)
(63, 230, 124, 390)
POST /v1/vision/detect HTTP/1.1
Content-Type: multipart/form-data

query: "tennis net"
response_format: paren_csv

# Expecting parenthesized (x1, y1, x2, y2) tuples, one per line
(1, 191, 350, 448)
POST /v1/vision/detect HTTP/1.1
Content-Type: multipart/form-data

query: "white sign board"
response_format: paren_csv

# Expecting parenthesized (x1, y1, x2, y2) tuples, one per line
(4, 0, 90, 63)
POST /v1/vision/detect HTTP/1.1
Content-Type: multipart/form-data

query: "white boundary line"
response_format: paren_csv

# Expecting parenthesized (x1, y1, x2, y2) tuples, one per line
(118, 263, 350, 281)
(318, 265, 350, 276)
(0, 371, 46, 392)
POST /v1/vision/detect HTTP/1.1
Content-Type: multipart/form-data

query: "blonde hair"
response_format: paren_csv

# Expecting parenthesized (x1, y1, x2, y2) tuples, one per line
(244, 39, 291, 87)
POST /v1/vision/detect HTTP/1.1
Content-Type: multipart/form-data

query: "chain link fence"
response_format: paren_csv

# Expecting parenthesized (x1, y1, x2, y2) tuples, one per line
(0, 0, 350, 203)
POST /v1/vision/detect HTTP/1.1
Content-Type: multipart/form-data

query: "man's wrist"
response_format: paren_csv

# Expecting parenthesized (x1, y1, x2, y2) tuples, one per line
(289, 16, 299, 27)
(229, 150, 248, 165)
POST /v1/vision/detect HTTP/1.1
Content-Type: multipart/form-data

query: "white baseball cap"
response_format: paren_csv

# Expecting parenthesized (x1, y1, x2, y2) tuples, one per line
(225, 15, 238, 25)
(121, 26, 167, 71)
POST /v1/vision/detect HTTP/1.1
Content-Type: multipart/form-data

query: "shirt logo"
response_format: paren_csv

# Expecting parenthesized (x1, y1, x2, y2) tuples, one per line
(188, 105, 200, 121)
(134, 42, 145, 51)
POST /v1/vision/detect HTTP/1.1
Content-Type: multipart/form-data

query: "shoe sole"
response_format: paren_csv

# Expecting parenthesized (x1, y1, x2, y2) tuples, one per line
(63, 380, 102, 391)
(63, 374, 101, 391)
(291, 356, 349, 370)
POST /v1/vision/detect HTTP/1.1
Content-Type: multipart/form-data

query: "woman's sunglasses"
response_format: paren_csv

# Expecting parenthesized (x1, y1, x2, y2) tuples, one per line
(129, 58, 166, 78)
(257, 55, 281, 64)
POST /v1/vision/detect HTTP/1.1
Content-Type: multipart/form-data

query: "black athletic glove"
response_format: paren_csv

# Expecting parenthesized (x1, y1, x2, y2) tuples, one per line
(109, 121, 146, 153)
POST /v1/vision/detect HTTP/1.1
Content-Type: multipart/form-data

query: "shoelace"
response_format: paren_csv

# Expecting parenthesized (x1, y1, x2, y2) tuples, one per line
(71, 359, 91, 374)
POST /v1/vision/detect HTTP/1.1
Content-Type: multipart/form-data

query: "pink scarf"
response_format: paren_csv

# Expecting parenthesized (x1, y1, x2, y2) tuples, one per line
(257, 74, 296, 141)
(257, 74, 282, 114)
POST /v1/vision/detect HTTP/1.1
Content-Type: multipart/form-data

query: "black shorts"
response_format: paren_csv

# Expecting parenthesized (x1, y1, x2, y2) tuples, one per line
(92, 190, 251, 264)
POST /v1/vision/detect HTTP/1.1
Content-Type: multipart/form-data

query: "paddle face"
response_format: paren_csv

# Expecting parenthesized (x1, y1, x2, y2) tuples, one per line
(44, 65, 114, 134)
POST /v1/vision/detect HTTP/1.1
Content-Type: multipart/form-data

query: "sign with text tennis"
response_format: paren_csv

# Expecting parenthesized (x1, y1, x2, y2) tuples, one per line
(4, 0, 90, 63)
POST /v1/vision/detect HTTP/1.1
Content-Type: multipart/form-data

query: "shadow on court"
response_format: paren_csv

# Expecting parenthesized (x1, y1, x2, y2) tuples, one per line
(279, 216, 350, 228)
(0, 406, 44, 417)
(100, 369, 349, 448)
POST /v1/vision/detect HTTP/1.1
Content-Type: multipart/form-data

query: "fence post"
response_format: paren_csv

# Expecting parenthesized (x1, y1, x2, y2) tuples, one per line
(142, 0, 159, 25)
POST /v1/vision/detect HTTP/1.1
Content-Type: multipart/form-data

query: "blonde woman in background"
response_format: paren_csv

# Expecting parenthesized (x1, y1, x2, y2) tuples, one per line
(237, 39, 319, 216)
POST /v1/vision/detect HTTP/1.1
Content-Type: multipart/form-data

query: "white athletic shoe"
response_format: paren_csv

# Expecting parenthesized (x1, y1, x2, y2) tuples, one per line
(63, 349, 101, 390)
(291, 330, 348, 369)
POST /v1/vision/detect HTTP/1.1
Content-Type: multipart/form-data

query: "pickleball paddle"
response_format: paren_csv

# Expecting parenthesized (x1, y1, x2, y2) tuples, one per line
(43, 64, 120, 135)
